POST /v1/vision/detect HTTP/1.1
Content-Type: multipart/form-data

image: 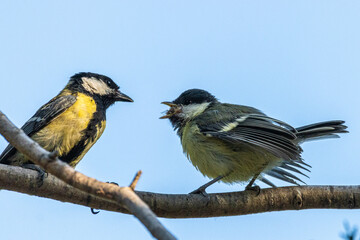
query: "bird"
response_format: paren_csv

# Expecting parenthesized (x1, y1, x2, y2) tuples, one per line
(160, 89, 347, 195)
(0, 72, 133, 181)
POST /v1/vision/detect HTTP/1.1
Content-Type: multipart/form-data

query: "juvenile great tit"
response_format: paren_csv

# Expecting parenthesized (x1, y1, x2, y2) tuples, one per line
(0, 72, 133, 174)
(161, 89, 347, 195)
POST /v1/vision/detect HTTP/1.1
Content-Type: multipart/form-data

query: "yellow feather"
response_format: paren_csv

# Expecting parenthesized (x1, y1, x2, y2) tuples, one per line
(32, 92, 98, 162)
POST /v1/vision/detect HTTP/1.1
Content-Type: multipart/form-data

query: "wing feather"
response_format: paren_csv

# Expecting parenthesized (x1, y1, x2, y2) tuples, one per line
(0, 95, 77, 162)
(199, 114, 302, 161)
(195, 106, 311, 186)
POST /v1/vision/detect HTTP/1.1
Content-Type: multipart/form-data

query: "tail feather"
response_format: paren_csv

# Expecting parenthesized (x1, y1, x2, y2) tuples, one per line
(296, 120, 348, 143)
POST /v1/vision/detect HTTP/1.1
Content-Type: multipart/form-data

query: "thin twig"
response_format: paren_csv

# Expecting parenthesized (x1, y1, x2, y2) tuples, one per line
(0, 111, 176, 240)
(129, 170, 142, 190)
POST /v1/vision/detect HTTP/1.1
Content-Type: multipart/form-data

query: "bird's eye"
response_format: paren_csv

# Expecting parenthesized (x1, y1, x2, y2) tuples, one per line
(106, 80, 111, 85)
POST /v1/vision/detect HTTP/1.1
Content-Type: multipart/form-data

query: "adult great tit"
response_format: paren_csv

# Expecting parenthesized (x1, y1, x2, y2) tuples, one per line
(0, 72, 133, 173)
(161, 89, 347, 195)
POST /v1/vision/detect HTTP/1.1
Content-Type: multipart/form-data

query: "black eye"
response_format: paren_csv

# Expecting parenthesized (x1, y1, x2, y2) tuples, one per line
(106, 80, 111, 85)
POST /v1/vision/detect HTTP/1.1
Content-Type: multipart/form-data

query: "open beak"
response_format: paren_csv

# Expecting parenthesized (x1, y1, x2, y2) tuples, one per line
(114, 90, 134, 102)
(161, 101, 177, 108)
(160, 102, 181, 119)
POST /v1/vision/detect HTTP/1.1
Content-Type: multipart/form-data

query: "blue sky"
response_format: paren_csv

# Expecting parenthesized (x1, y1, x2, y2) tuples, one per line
(0, 1, 359, 239)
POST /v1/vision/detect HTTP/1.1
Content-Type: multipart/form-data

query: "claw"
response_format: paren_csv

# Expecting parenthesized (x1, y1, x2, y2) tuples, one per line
(188, 175, 224, 197)
(107, 181, 119, 186)
(245, 185, 261, 196)
(91, 208, 100, 215)
(189, 187, 209, 197)
(22, 164, 47, 187)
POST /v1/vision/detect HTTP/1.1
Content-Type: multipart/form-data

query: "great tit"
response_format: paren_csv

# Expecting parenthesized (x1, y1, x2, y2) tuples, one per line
(161, 89, 347, 195)
(0, 72, 133, 173)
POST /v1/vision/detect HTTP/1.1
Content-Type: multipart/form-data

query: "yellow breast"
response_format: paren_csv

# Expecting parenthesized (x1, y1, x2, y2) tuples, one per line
(33, 92, 98, 158)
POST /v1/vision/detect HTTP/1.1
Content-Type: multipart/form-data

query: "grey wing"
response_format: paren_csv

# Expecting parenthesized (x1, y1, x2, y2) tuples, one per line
(0, 95, 77, 163)
(199, 113, 311, 186)
(199, 113, 302, 160)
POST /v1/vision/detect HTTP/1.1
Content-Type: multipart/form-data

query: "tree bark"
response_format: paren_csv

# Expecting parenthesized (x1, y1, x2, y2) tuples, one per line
(0, 164, 359, 218)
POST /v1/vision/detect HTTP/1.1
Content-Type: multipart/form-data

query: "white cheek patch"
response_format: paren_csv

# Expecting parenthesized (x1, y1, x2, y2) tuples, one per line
(182, 102, 210, 120)
(81, 77, 112, 96)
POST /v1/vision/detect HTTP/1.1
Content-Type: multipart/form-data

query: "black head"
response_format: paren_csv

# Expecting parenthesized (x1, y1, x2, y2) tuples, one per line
(69, 72, 133, 108)
(160, 89, 217, 131)
(173, 89, 217, 105)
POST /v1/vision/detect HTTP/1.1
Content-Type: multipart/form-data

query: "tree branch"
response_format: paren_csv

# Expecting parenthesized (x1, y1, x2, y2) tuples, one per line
(0, 112, 176, 240)
(0, 164, 359, 218)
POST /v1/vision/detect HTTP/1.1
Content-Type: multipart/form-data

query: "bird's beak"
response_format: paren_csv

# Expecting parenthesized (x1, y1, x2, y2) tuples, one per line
(114, 90, 134, 102)
(160, 102, 181, 119)
(161, 101, 178, 108)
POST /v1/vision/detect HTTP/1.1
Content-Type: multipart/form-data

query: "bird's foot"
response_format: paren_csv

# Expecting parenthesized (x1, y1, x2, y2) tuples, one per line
(245, 185, 261, 196)
(91, 181, 119, 215)
(22, 164, 47, 187)
(188, 175, 224, 197)
(189, 187, 209, 198)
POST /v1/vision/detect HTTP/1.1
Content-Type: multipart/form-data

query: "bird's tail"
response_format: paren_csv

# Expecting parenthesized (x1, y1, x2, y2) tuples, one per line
(295, 120, 348, 143)
(259, 120, 348, 188)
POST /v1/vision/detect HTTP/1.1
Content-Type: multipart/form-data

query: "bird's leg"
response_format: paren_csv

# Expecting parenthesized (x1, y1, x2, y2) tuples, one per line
(245, 173, 261, 195)
(22, 163, 47, 187)
(245, 173, 260, 189)
(189, 175, 224, 197)
(245, 162, 270, 195)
